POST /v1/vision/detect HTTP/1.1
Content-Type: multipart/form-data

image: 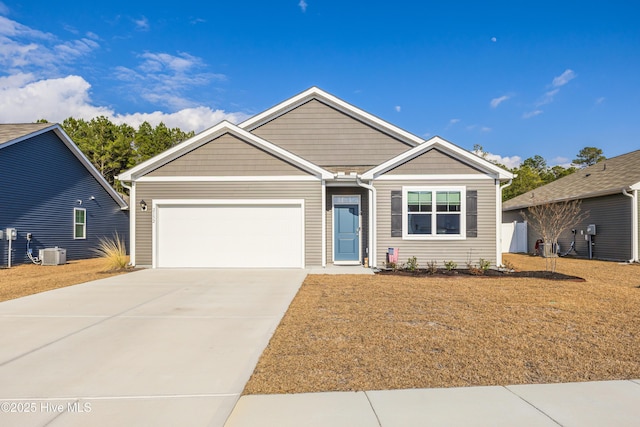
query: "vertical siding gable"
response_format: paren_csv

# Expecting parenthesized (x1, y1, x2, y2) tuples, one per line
(386, 148, 484, 175)
(251, 99, 413, 167)
(147, 133, 310, 177)
(0, 131, 129, 266)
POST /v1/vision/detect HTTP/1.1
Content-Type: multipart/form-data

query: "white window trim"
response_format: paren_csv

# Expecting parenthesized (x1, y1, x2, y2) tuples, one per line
(74, 207, 87, 240)
(402, 186, 466, 240)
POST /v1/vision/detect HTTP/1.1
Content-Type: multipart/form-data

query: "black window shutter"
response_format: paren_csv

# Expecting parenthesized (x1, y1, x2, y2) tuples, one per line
(466, 190, 478, 238)
(391, 190, 402, 237)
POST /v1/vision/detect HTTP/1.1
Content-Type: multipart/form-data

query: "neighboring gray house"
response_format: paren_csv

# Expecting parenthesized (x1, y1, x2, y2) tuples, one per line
(0, 123, 129, 267)
(503, 149, 640, 263)
(118, 87, 513, 269)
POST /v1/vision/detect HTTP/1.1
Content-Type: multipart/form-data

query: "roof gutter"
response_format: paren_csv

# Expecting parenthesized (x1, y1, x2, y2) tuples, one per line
(356, 176, 377, 269)
(622, 188, 639, 263)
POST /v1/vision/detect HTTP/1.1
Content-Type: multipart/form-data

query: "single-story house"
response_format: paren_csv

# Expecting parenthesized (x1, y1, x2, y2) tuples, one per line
(0, 123, 129, 267)
(503, 149, 640, 262)
(118, 87, 513, 269)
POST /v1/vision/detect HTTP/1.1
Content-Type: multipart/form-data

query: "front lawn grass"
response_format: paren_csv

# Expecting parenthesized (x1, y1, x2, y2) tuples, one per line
(244, 254, 640, 394)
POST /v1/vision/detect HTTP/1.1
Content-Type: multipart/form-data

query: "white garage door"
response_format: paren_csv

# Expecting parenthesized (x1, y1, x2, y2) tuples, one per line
(155, 200, 304, 268)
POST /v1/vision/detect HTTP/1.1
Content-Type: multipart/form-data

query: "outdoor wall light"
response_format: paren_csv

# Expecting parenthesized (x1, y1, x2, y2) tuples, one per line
(140, 200, 148, 211)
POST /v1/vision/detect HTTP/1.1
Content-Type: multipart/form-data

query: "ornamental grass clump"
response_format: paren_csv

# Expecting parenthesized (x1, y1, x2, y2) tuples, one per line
(92, 232, 129, 271)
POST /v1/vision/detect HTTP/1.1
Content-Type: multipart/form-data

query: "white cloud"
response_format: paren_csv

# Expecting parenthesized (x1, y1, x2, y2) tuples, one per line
(0, 74, 112, 122)
(552, 69, 576, 87)
(474, 148, 521, 169)
(550, 156, 573, 168)
(481, 126, 492, 132)
(523, 110, 543, 119)
(446, 118, 460, 128)
(0, 15, 98, 73)
(536, 88, 559, 107)
(0, 2, 9, 15)
(595, 97, 605, 105)
(488, 153, 521, 169)
(0, 74, 248, 133)
(491, 37, 497, 42)
(394, 105, 401, 112)
(112, 107, 250, 132)
(114, 51, 226, 110)
(299, 0, 308, 12)
(134, 16, 150, 31)
(0, 14, 245, 133)
(490, 95, 509, 108)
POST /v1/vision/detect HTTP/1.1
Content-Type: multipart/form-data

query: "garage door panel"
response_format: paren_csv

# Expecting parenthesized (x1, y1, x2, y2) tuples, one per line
(156, 203, 303, 268)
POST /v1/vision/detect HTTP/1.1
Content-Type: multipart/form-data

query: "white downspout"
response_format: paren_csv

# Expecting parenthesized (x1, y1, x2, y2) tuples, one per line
(497, 179, 513, 267)
(356, 177, 376, 269)
(120, 180, 136, 266)
(622, 188, 638, 263)
(321, 180, 327, 267)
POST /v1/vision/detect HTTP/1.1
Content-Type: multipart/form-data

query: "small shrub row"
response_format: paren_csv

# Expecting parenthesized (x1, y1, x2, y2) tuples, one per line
(385, 257, 495, 275)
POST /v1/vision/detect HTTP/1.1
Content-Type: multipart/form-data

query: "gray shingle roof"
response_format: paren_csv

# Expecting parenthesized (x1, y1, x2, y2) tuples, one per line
(0, 123, 54, 145)
(503, 149, 640, 210)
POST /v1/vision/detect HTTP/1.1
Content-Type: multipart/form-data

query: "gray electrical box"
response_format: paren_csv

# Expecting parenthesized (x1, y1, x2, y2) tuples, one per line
(586, 224, 597, 235)
(5, 228, 17, 240)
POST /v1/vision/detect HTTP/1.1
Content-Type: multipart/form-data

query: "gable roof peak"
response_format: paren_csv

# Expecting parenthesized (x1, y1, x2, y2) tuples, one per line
(239, 87, 425, 147)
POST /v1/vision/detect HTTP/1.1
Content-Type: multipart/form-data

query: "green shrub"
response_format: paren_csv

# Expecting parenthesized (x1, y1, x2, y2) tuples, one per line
(405, 256, 419, 272)
(444, 260, 457, 271)
(479, 258, 491, 271)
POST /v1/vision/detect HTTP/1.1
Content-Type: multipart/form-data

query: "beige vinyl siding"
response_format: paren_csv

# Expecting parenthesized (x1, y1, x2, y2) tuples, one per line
(135, 181, 322, 266)
(388, 148, 484, 175)
(251, 99, 413, 168)
(375, 179, 498, 267)
(147, 133, 308, 176)
(326, 187, 369, 264)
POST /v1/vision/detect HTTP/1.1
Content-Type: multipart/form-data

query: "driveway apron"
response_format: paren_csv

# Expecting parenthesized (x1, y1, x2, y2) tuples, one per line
(0, 268, 306, 427)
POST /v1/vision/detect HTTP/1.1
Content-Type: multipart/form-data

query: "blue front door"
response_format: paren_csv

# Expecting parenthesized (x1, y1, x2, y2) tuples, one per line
(334, 204, 359, 262)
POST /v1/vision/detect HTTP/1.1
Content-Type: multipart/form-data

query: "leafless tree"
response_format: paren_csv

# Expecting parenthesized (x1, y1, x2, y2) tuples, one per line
(520, 200, 590, 272)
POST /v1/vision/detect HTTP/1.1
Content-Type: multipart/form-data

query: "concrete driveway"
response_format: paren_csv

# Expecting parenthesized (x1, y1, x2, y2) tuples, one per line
(0, 268, 306, 427)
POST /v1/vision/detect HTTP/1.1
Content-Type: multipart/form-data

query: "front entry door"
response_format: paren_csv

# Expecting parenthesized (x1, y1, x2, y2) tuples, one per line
(334, 202, 360, 263)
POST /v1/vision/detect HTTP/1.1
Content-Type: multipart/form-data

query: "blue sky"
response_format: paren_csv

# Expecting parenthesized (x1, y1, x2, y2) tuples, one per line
(1, 1, 638, 168)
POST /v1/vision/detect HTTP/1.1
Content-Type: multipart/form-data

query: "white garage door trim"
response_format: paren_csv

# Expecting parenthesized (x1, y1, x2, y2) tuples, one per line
(152, 199, 305, 268)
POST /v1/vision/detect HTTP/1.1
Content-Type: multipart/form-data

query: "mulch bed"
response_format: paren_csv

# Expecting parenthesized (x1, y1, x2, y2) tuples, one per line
(377, 268, 584, 281)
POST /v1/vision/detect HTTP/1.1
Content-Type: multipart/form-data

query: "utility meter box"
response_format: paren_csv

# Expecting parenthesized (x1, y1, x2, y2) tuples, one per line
(586, 224, 597, 235)
(5, 228, 17, 240)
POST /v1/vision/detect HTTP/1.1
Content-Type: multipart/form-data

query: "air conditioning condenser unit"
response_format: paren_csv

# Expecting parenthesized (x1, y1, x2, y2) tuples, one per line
(39, 248, 67, 266)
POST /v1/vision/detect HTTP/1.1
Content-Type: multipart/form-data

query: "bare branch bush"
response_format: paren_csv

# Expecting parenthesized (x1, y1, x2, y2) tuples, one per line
(521, 200, 590, 272)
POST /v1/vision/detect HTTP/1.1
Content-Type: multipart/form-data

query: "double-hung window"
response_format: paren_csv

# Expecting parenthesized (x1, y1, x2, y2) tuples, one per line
(403, 187, 465, 239)
(74, 208, 86, 239)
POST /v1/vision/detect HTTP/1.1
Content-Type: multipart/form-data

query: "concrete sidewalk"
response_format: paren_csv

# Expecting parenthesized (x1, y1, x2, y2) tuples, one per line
(0, 268, 306, 427)
(225, 379, 640, 426)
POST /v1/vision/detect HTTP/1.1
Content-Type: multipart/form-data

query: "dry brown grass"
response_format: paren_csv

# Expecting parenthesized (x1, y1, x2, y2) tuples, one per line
(244, 254, 640, 394)
(0, 258, 131, 302)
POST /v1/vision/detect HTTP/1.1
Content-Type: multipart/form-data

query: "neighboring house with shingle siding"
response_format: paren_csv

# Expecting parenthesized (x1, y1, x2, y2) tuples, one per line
(0, 123, 129, 267)
(119, 87, 514, 269)
(503, 149, 640, 262)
